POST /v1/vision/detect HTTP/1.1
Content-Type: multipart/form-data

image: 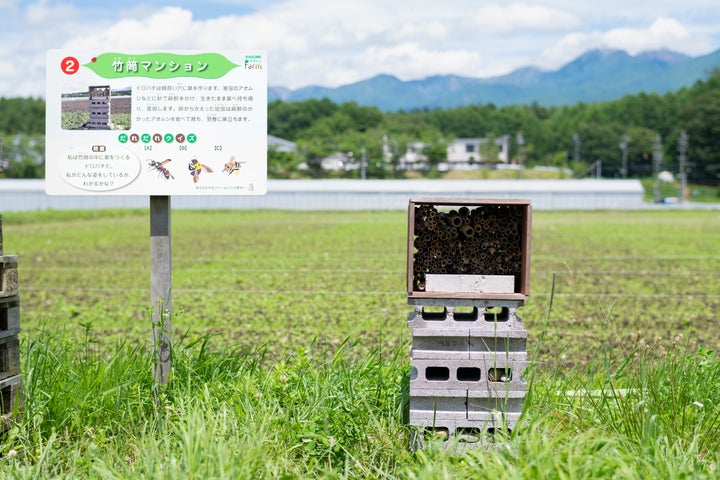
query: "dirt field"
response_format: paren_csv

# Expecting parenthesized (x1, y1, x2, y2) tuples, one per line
(61, 96, 131, 113)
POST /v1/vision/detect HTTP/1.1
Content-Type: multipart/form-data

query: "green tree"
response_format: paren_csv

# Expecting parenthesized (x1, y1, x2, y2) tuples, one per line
(0, 134, 45, 178)
(479, 132, 499, 163)
(0, 97, 45, 134)
(625, 126, 660, 177)
(267, 150, 297, 179)
(268, 98, 338, 139)
(675, 70, 720, 183)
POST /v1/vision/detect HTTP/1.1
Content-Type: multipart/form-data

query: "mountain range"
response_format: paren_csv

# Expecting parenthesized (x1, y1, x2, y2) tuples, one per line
(268, 48, 720, 111)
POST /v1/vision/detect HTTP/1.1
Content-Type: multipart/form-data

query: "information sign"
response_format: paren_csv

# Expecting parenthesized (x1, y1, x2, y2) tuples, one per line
(46, 50, 267, 195)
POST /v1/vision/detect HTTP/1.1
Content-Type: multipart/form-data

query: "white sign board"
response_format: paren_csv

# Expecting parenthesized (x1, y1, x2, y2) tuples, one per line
(45, 50, 267, 195)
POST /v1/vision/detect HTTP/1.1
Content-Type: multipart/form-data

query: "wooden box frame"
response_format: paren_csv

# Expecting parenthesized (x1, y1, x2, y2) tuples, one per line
(407, 198, 531, 301)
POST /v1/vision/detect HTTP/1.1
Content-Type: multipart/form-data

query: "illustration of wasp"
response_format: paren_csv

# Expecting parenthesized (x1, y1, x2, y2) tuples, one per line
(222, 156, 247, 176)
(188, 158, 213, 183)
(148, 159, 174, 180)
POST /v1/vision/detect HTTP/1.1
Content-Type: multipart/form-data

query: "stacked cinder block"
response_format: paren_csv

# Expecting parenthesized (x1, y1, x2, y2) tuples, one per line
(406, 198, 531, 448)
(0, 214, 22, 431)
(88, 85, 111, 130)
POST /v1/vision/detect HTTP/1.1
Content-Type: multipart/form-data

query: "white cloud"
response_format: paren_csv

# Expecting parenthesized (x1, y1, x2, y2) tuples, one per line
(0, 1, 718, 97)
(63, 7, 194, 49)
(23, 1, 76, 25)
(465, 3, 581, 33)
(537, 17, 715, 70)
(604, 18, 695, 53)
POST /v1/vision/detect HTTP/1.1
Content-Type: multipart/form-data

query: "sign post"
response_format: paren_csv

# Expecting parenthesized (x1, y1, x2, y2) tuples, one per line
(46, 50, 267, 388)
(150, 195, 172, 387)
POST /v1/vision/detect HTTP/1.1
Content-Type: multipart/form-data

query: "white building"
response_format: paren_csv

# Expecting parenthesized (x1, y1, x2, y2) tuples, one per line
(446, 135, 510, 165)
(397, 142, 428, 170)
(0, 178, 650, 211)
(392, 134, 512, 170)
(268, 134, 296, 153)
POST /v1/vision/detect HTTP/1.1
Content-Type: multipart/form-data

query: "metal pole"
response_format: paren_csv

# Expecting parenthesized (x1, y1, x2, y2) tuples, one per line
(150, 195, 172, 388)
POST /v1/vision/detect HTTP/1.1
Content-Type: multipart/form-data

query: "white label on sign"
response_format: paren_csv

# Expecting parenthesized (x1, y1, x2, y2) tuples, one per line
(425, 274, 515, 293)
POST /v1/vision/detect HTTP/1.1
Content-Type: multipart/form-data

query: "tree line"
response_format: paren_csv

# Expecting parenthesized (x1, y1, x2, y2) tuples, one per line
(2, 69, 719, 184)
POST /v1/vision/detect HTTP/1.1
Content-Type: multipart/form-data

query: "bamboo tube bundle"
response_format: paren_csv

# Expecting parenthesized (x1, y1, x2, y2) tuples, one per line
(412, 203, 526, 291)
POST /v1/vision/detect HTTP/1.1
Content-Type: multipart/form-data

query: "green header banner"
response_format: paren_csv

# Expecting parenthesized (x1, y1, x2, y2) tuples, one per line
(83, 52, 240, 79)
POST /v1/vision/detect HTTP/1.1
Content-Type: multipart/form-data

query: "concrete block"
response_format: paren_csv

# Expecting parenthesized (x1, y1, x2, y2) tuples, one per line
(409, 416, 519, 451)
(410, 356, 527, 392)
(410, 390, 467, 421)
(411, 328, 469, 360)
(409, 391, 524, 422)
(0, 374, 22, 420)
(408, 305, 526, 334)
(409, 410, 517, 429)
(468, 332, 527, 358)
(0, 256, 18, 298)
(467, 395, 524, 421)
(0, 296, 20, 335)
(468, 348, 528, 364)
(0, 334, 20, 380)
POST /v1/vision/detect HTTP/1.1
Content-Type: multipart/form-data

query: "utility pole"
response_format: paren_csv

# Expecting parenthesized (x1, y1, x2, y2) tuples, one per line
(677, 130, 689, 204)
(516, 133, 525, 162)
(652, 134, 663, 203)
(572, 133, 581, 164)
(619, 133, 630, 178)
(516, 132, 524, 179)
(360, 146, 367, 180)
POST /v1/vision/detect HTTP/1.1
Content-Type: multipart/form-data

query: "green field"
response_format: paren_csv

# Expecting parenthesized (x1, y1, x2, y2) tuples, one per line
(1, 209, 719, 478)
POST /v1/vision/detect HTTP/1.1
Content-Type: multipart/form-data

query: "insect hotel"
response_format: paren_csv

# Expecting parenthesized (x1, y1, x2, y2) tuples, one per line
(0, 214, 22, 430)
(406, 198, 531, 448)
(88, 85, 111, 130)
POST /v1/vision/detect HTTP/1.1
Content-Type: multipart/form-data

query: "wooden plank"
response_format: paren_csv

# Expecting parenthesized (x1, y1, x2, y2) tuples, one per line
(409, 292, 527, 301)
(410, 197, 531, 206)
(406, 200, 416, 297)
(521, 204, 532, 296)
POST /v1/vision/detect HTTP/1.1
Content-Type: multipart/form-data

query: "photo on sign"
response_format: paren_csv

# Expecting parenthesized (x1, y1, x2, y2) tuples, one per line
(60, 84, 132, 130)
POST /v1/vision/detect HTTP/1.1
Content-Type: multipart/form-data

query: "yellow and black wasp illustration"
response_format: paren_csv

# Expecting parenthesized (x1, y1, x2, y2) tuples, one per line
(148, 159, 174, 180)
(188, 158, 213, 183)
(222, 156, 247, 176)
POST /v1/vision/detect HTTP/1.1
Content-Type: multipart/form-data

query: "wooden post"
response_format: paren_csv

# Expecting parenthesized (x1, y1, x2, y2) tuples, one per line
(150, 195, 172, 388)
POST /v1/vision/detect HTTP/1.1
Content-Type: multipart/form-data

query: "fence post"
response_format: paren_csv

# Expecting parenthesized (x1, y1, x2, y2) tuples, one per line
(150, 195, 172, 389)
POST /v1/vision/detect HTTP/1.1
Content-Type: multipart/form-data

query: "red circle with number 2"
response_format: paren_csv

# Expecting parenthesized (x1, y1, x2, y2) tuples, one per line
(61, 56, 80, 75)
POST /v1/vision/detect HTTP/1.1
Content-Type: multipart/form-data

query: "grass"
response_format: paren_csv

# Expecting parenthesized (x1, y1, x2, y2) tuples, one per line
(0, 208, 719, 477)
(640, 179, 720, 203)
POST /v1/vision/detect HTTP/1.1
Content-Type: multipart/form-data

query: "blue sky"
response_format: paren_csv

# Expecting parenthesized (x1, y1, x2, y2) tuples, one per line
(1, 0, 719, 97)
